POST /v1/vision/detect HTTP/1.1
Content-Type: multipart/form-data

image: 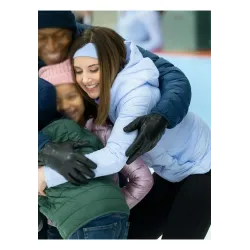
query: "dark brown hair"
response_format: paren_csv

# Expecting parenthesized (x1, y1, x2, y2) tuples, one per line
(69, 26, 127, 125)
(81, 94, 98, 124)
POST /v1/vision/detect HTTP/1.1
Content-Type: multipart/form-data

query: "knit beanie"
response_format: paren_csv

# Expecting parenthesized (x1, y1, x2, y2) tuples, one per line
(38, 11, 77, 32)
(38, 59, 75, 86)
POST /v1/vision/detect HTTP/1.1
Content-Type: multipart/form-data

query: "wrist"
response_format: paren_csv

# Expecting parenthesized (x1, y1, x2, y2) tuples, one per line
(154, 113, 168, 128)
(163, 117, 168, 128)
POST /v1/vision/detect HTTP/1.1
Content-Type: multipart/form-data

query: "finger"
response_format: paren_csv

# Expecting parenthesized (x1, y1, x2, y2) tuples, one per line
(126, 140, 152, 165)
(126, 150, 141, 165)
(38, 190, 46, 197)
(123, 117, 141, 133)
(63, 171, 81, 185)
(125, 133, 144, 157)
(66, 175, 81, 186)
(73, 140, 90, 149)
(146, 140, 159, 152)
(38, 190, 45, 196)
(75, 163, 95, 178)
(74, 153, 97, 169)
(68, 168, 88, 185)
(68, 172, 88, 186)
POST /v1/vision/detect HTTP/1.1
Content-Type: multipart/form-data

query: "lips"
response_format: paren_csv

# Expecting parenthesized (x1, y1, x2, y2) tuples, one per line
(85, 83, 99, 89)
(83, 83, 99, 93)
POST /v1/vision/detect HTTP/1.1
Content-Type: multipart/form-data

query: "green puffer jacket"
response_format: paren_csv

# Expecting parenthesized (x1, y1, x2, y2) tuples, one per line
(38, 119, 129, 239)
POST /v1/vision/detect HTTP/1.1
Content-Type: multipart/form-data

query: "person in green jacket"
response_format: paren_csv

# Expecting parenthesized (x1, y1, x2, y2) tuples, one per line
(38, 78, 129, 240)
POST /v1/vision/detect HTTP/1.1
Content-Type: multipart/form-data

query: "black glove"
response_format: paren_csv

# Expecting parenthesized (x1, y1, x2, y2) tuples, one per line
(124, 114, 168, 165)
(38, 140, 97, 185)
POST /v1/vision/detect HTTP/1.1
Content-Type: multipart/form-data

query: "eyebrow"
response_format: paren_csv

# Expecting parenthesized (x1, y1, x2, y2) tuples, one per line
(57, 90, 77, 99)
(54, 29, 70, 35)
(66, 90, 77, 95)
(88, 64, 99, 68)
(74, 64, 99, 69)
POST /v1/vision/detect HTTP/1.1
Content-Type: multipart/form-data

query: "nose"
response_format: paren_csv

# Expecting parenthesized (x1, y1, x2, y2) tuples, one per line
(45, 37, 58, 52)
(60, 100, 71, 112)
(81, 73, 92, 85)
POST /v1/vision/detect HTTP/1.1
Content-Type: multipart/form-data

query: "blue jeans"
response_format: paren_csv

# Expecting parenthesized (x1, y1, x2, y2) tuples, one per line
(69, 213, 129, 240)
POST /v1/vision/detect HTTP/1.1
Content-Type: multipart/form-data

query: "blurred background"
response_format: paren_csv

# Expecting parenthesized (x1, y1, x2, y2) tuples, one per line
(73, 11, 211, 52)
(73, 11, 211, 127)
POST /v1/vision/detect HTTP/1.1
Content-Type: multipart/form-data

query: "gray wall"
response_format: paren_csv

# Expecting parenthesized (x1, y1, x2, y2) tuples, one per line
(89, 11, 211, 51)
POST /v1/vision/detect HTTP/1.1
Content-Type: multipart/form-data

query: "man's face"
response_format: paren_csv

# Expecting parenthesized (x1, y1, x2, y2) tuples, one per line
(38, 28, 73, 65)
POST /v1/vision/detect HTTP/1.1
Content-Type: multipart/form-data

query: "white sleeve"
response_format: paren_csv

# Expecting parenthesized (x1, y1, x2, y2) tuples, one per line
(86, 85, 159, 178)
(43, 166, 68, 188)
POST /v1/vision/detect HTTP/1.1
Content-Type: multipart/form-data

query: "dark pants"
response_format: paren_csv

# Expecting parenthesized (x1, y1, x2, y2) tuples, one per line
(47, 225, 62, 239)
(128, 171, 211, 239)
(47, 213, 129, 240)
(38, 211, 48, 239)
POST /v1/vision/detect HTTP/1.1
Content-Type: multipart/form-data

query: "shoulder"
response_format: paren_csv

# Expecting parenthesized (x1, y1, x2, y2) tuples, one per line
(121, 84, 160, 104)
(116, 84, 160, 117)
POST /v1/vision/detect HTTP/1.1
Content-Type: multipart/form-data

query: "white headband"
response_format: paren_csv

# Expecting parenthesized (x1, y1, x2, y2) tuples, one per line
(73, 43, 98, 59)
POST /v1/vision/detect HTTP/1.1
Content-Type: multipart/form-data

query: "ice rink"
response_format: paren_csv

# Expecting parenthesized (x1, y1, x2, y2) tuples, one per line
(157, 53, 211, 240)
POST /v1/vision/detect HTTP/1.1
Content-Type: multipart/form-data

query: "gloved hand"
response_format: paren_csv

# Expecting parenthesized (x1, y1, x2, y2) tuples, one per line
(38, 140, 97, 185)
(124, 114, 168, 165)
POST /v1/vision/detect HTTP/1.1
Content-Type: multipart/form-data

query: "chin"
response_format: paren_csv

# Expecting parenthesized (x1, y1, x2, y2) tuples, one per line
(88, 93, 99, 100)
(42, 58, 59, 66)
(42, 54, 67, 65)
(72, 114, 80, 123)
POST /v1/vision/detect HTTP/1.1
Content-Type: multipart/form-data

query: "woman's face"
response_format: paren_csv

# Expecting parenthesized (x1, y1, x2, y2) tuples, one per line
(73, 57, 101, 100)
(56, 84, 85, 123)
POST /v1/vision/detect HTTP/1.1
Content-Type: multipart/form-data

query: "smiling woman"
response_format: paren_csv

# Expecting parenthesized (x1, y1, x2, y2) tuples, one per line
(68, 26, 211, 240)
(73, 57, 101, 100)
(69, 28, 126, 125)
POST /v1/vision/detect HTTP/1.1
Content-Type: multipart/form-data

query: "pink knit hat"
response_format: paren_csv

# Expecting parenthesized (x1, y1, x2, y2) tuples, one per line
(38, 59, 75, 86)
